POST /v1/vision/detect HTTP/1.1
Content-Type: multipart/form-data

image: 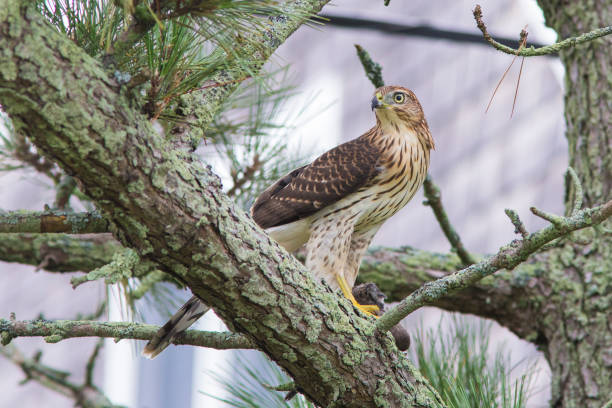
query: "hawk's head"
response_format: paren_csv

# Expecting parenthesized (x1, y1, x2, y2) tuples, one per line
(371, 86, 434, 149)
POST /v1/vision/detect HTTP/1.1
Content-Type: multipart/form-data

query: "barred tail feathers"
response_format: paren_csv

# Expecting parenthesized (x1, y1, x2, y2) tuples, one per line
(142, 296, 210, 359)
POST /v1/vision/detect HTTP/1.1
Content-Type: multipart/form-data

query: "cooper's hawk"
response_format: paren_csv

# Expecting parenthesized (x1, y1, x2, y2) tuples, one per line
(143, 85, 433, 358)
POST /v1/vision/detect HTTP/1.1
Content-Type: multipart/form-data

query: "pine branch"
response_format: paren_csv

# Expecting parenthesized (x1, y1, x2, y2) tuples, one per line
(473, 4, 612, 56)
(0, 210, 109, 234)
(0, 318, 254, 350)
(376, 199, 612, 332)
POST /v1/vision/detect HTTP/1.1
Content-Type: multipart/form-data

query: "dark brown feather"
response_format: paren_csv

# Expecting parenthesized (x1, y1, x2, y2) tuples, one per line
(251, 135, 382, 229)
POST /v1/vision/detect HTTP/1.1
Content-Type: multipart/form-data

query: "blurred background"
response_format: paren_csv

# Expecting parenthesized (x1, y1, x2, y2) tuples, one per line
(1, 0, 567, 406)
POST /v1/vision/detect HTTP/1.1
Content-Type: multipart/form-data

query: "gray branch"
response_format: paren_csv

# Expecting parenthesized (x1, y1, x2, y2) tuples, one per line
(0, 318, 253, 350)
(376, 199, 612, 332)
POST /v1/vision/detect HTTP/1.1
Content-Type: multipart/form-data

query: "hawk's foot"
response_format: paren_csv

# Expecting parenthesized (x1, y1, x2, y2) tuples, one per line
(335, 275, 379, 318)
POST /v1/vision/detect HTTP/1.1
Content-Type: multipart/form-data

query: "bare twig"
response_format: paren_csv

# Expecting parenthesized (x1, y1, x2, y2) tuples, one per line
(226, 154, 262, 197)
(473, 4, 612, 56)
(504, 208, 529, 238)
(423, 177, 476, 266)
(84, 339, 104, 387)
(376, 199, 612, 332)
(0, 318, 254, 350)
(54, 176, 77, 209)
(0, 344, 120, 408)
(566, 166, 583, 215)
(530, 206, 564, 226)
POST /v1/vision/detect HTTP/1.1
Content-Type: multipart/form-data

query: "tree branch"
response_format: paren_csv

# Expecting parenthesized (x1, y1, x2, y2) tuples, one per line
(0, 344, 120, 408)
(0, 211, 109, 234)
(359, 246, 545, 341)
(473, 4, 612, 57)
(376, 199, 612, 332)
(0, 318, 254, 350)
(0, 233, 120, 272)
(0, 4, 445, 406)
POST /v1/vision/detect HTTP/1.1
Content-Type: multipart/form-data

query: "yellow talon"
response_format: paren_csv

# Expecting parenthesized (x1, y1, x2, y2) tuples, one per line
(336, 275, 380, 317)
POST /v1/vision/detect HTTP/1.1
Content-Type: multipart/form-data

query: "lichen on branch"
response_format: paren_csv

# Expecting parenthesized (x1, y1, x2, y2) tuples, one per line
(0, 318, 254, 350)
(376, 199, 612, 332)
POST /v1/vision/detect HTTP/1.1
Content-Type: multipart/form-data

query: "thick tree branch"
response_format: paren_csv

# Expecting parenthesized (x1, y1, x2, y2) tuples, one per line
(376, 200, 612, 332)
(473, 4, 612, 57)
(0, 4, 444, 407)
(0, 211, 109, 234)
(0, 318, 253, 350)
(0, 233, 119, 272)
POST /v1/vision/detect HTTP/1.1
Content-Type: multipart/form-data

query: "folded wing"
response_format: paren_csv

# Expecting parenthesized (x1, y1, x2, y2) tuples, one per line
(251, 137, 382, 229)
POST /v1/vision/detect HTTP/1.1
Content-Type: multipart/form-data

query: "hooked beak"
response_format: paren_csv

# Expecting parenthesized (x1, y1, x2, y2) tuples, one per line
(371, 96, 381, 111)
(371, 92, 383, 111)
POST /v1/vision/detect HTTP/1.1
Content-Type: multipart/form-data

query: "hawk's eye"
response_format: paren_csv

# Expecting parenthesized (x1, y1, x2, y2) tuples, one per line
(393, 92, 406, 104)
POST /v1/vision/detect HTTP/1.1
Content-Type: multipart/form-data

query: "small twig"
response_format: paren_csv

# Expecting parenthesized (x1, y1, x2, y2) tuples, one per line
(263, 381, 298, 401)
(376, 199, 612, 332)
(423, 177, 476, 267)
(504, 209, 529, 238)
(473, 4, 612, 57)
(226, 154, 262, 197)
(103, 3, 156, 67)
(263, 381, 296, 392)
(54, 176, 77, 209)
(75, 302, 107, 322)
(530, 206, 564, 226)
(566, 166, 583, 216)
(70, 249, 139, 289)
(84, 339, 104, 387)
(0, 344, 120, 407)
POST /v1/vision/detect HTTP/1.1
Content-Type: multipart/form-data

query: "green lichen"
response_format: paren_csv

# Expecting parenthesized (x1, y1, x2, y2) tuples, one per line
(44, 334, 63, 343)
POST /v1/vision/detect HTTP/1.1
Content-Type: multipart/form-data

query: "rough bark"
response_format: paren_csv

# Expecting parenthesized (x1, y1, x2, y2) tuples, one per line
(0, 3, 444, 407)
(532, 1, 612, 406)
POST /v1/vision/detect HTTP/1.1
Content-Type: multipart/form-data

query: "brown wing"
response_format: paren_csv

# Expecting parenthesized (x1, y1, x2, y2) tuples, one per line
(251, 136, 382, 229)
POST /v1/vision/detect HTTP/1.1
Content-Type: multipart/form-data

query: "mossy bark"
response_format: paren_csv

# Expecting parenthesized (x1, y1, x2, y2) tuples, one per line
(534, 1, 612, 406)
(0, 3, 445, 407)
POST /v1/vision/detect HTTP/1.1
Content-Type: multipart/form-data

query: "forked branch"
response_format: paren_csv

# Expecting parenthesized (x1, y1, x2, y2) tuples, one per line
(473, 4, 612, 56)
(376, 199, 612, 332)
